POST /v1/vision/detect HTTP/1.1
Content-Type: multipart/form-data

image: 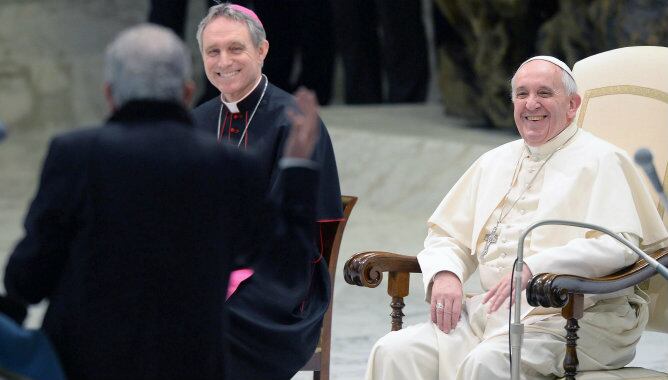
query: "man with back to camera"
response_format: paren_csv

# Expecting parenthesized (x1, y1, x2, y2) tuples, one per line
(3, 23, 324, 380)
(193, 3, 343, 378)
(365, 56, 668, 379)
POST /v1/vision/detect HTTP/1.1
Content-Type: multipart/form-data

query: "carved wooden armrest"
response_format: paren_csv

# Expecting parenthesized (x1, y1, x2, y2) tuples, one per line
(343, 251, 421, 331)
(526, 247, 668, 380)
(527, 247, 668, 308)
(343, 251, 421, 288)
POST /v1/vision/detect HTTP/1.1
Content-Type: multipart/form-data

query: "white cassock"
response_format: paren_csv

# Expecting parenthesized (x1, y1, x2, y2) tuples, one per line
(366, 123, 668, 380)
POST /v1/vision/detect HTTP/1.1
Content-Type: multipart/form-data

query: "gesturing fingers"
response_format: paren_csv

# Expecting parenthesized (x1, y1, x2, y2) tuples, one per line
(482, 278, 501, 305)
(483, 264, 534, 314)
(490, 281, 512, 312)
(484, 276, 513, 313)
(284, 87, 321, 159)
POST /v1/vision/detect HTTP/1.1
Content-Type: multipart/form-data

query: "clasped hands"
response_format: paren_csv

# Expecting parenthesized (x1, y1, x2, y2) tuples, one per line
(430, 264, 532, 333)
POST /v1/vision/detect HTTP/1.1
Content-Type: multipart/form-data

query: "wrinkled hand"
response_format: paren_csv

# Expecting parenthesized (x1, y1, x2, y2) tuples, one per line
(284, 87, 320, 159)
(430, 271, 462, 333)
(482, 263, 532, 313)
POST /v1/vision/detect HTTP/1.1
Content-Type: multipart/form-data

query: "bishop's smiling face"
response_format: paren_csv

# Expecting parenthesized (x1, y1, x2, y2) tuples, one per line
(201, 17, 268, 102)
(512, 60, 580, 146)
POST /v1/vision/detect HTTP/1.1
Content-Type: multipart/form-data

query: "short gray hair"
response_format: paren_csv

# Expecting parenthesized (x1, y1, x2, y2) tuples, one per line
(196, 3, 266, 52)
(104, 23, 192, 106)
(510, 66, 578, 99)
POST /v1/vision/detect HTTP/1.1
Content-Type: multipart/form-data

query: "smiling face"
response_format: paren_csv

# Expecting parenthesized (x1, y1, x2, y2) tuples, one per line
(512, 60, 581, 146)
(201, 16, 268, 102)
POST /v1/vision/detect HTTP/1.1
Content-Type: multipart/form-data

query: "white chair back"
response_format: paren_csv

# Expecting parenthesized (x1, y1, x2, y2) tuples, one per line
(573, 45, 668, 332)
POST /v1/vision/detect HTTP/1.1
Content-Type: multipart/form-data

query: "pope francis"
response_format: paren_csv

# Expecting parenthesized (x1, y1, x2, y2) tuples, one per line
(365, 56, 668, 379)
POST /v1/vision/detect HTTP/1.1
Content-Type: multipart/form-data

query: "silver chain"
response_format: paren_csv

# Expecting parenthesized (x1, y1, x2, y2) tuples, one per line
(216, 74, 269, 148)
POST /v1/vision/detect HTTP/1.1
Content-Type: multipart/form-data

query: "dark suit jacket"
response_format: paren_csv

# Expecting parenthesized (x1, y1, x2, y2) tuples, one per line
(3, 101, 319, 380)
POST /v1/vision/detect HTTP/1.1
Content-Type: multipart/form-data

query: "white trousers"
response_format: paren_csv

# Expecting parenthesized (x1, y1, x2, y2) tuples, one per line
(366, 294, 647, 380)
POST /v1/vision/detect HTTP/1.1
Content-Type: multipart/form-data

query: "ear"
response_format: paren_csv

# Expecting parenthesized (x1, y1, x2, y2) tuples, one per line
(182, 80, 196, 107)
(103, 83, 117, 112)
(257, 40, 269, 62)
(567, 93, 582, 121)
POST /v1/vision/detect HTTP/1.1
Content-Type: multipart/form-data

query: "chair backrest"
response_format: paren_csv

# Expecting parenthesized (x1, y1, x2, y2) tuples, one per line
(572, 45, 668, 332)
(302, 195, 358, 378)
(321, 195, 358, 283)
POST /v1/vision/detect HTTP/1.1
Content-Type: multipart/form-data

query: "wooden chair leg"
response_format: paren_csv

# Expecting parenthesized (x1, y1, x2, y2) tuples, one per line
(561, 293, 584, 380)
(388, 272, 410, 331)
(390, 296, 405, 331)
(319, 305, 332, 380)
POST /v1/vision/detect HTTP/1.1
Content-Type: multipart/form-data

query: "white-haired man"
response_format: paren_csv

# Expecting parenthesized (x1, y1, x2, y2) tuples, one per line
(365, 56, 668, 379)
(4, 23, 323, 380)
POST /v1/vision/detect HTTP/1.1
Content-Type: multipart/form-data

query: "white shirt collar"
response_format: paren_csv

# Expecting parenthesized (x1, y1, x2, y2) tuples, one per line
(526, 123, 578, 160)
(220, 75, 263, 113)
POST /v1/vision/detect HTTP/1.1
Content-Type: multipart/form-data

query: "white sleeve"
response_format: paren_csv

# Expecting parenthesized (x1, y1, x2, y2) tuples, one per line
(418, 224, 478, 301)
(524, 232, 639, 278)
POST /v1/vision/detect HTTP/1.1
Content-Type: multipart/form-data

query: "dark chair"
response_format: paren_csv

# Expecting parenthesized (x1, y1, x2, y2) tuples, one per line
(302, 195, 358, 380)
(344, 46, 668, 379)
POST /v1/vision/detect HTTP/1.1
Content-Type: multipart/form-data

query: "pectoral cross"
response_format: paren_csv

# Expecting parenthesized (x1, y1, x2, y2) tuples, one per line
(481, 225, 498, 256)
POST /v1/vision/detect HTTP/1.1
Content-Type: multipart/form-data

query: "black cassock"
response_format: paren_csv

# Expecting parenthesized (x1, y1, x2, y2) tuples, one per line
(193, 76, 343, 380)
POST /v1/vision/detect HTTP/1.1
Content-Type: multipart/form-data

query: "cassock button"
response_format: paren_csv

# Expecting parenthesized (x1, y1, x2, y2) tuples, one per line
(230, 128, 239, 134)
(233, 114, 240, 120)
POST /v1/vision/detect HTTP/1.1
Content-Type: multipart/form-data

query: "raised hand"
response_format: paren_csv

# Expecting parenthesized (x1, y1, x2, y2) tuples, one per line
(284, 87, 321, 159)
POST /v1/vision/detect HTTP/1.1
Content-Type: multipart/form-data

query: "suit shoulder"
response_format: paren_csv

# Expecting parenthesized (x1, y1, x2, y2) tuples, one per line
(192, 97, 220, 118)
(192, 98, 221, 134)
(265, 83, 295, 105)
(265, 82, 331, 131)
(264, 83, 299, 116)
(49, 126, 102, 149)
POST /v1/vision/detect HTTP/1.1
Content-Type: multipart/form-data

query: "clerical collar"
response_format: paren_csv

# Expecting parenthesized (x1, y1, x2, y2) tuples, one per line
(220, 75, 266, 113)
(526, 123, 578, 160)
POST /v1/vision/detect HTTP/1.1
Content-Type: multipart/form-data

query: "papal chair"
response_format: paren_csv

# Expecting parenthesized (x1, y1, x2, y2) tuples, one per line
(343, 46, 668, 379)
(527, 46, 668, 380)
(301, 195, 357, 380)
